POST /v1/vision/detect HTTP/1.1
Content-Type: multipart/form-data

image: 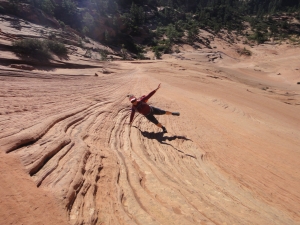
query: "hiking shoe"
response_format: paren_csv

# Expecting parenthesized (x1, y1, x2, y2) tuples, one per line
(172, 112, 180, 116)
(162, 126, 168, 133)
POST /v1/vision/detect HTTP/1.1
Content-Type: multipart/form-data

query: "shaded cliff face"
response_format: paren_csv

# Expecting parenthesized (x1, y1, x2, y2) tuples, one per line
(1, 13, 300, 225)
(0, 1, 60, 28)
(0, 0, 123, 43)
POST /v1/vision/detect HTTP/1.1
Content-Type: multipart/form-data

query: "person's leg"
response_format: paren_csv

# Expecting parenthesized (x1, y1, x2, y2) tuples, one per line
(151, 107, 180, 116)
(157, 123, 167, 133)
(145, 114, 167, 133)
(164, 111, 180, 115)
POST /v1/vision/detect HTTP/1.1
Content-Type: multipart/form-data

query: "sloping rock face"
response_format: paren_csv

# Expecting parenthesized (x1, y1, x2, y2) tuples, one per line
(1, 52, 300, 224)
(0, 150, 69, 225)
(1, 11, 300, 225)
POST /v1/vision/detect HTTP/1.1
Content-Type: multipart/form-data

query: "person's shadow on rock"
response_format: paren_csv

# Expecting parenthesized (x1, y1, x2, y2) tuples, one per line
(132, 126, 196, 159)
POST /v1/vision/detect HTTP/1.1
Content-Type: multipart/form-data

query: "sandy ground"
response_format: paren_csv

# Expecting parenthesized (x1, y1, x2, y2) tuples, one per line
(1, 18, 300, 225)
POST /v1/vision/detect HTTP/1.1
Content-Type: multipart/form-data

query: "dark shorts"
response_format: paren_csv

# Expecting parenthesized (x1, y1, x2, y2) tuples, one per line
(145, 107, 166, 125)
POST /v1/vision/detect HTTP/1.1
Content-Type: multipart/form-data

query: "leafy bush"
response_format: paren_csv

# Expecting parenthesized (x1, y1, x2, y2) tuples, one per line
(84, 49, 92, 58)
(238, 47, 252, 56)
(12, 38, 68, 60)
(45, 40, 68, 55)
(166, 24, 182, 42)
(153, 47, 162, 59)
(136, 53, 147, 60)
(248, 29, 268, 44)
(13, 38, 51, 60)
(99, 49, 108, 60)
(58, 20, 66, 29)
(156, 39, 172, 53)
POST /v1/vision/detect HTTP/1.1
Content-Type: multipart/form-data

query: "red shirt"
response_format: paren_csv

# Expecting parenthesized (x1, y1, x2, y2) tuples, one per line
(129, 90, 156, 123)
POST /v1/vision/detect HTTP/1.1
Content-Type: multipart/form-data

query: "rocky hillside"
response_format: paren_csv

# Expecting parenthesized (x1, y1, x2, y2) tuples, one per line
(1, 0, 300, 59)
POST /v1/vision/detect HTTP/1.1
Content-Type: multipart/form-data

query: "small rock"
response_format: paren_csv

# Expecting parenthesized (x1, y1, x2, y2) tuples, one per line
(277, 73, 281, 75)
(102, 69, 110, 74)
(95, 73, 98, 76)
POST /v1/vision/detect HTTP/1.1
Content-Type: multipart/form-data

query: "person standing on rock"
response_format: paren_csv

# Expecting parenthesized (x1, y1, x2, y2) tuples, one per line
(128, 84, 180, 133)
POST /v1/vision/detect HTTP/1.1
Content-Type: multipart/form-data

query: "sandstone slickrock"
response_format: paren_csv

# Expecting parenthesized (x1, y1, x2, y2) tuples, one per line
(1, 49, 300, 224)
(1, 15, 300, 225)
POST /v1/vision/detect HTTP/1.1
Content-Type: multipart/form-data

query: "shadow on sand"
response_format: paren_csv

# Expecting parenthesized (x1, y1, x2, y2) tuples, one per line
(133, 126, 196, 159)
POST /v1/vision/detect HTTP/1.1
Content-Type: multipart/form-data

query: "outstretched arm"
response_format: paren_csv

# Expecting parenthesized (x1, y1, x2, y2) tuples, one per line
(143, 83, 161, 102)
(156, 83, 161, 91)
(129, 108, 135, 125)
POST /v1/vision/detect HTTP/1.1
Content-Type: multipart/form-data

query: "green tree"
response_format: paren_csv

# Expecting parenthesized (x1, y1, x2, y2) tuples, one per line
(121, 44, 127, 60)
(83, 12, 94, 34)
(54, 0, 79, 28)
(130, 3, 145, 25)
(166, 24, 178, 42)
(30, 0, 55, 15)
(187, 25, 198, 43)
(252, 29, 267, 44)
(154, 47, 162, 59)
(104, 30, 111, 43)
